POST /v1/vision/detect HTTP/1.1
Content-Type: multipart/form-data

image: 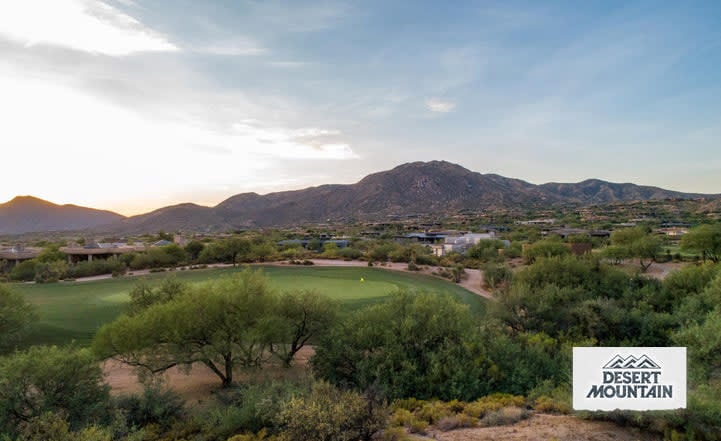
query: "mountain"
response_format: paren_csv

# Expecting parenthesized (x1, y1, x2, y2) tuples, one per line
(540, 179, 709, 203)
(6, 161, 718, 235)
(110, 161, 717, 233)
(0, 196, 125, 235)
(111, 203, 229, 233)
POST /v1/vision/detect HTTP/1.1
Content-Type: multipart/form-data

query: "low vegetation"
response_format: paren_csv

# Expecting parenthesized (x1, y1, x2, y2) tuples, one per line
(2, 234, 721, 439)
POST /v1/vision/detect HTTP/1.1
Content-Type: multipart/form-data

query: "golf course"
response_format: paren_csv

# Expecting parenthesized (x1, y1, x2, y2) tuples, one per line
(13, 265, 486, 348)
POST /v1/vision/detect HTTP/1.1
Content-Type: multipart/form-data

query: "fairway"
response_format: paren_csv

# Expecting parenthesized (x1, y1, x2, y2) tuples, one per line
(13, 265, 486, 348)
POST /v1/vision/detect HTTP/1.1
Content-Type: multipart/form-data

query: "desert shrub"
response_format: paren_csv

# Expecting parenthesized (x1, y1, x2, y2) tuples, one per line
(276, 381, 387, 441)
(378, 426, 412, 441)
(389, 409, 414, 427)
(9, 259, 37, 281)
(115, 383, 185, 430)
(390, 398, 427, 412)
(479, 406, 529, 427)
(481, 262, 513, 289)
(0, 345, 111, 436)
(65, 259, 127, 279)
(15, 411, 114, 441)
(407, 418, 429, 435)
(462, 394, 526, 419)
(435, 414, 477, 432)
(226, 428, 282, 441)
(416, 401, 453, 425)
(338, 247, 363, 260)
(528, 381, 571, 414)
(210, 380, 310, 435)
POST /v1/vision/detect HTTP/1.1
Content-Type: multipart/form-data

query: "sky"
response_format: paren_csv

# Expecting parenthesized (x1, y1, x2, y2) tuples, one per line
(2, 0, 720, 216)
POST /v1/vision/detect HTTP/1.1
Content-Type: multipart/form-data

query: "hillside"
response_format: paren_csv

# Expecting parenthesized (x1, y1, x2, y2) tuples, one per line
(0, 196, 125, 235)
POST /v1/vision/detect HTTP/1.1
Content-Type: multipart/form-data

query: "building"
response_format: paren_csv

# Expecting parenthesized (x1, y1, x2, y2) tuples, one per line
(0, 244, 41, 267)
(432, 232, 509, 257)
(60, 242, 146, 263)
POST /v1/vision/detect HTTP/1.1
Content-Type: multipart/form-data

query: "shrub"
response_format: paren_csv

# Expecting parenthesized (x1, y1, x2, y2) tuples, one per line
(115, 383, 185, 430)
(407, 418, 429, 435)
(435, 414, 477, 432)
(389, 409, 414, 427)
(479, 406, 529, 427)
(416, 401, 452, 425)
(378, 427, 411, 441)
(276, 381, 387, 441)
(462, 394, 526, 419)
(0, 345, 111, 436)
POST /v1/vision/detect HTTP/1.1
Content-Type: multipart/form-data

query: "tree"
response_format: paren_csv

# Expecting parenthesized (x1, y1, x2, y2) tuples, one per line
(609, 227, 661, 272)
(184, 240, 205, 261)
(126, 276, 188, 316)
(0, 284, 36, 354)
(681, 224, 721, 263)
(312, 291, 489, 401)
(225, 237, 252, 266)
(94, 269, 281, 387)
(0, 345, 111, 435)
(522, 239, 569, 264)
(274, 290, 338, 367)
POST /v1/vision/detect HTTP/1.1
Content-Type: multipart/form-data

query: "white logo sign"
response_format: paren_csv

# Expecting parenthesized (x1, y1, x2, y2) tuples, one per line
(573, 347, 686, 411)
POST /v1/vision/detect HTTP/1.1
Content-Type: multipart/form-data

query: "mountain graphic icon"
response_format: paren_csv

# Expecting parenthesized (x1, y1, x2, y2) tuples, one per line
(603, 354, 660, 369)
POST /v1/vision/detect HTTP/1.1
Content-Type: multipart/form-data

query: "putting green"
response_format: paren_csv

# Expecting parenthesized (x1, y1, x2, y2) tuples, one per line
(13, 265, 485, 348)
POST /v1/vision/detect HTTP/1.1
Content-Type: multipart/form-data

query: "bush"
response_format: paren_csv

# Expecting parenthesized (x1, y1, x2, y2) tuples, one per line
(479, 406, 529, 427)
(435, 414, 477, 431)
(115, 383, 185, 430)
(276, 381, 387, 441)
(0, 345, 111, 436)
(209, 380, 310, 435)
(378, 427, 411, 441)
(462, 394, 526, 419)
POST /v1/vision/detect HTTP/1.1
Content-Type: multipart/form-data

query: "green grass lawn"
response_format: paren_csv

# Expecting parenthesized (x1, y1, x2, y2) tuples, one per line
(13, 265, 486, 348)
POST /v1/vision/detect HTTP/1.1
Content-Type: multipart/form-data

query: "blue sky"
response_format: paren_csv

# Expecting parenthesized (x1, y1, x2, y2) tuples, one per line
(2, 0, 720, 215)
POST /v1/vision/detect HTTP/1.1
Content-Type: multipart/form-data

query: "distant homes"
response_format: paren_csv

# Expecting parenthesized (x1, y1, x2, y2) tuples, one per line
(395, 231, 509, 257)
(60, 241, 147, 263)
(277, 238, 350, 250)
(0, 244, 41, 265)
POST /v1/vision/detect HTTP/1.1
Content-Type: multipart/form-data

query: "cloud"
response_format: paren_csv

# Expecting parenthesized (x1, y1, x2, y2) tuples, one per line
(425, 98, 456, 113)
(197, 39, 266, 56)
(0, 0, 177, 56)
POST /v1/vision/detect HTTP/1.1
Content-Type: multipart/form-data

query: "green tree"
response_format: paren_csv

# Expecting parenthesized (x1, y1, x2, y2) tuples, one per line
(681, 224, 721, 263)
(0, 284, 36, 354)
(94, 269, 280, 387)
(126, 276, 188, 316)
(225, 237, 252, 265)
(0, 345, 111, 435)
(609, 227, 661, 272)
(274, 290, 338, 367)
(184, 240, 205, 261)
(312, 291, 489, 400)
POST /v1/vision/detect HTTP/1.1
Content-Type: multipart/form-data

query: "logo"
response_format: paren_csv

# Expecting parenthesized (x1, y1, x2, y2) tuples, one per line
(603, 354, 660, 370)
(573, 347, 686, 411)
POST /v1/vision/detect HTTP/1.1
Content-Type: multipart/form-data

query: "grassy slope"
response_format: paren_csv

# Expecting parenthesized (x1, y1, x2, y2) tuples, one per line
(14, 265, 485, 348)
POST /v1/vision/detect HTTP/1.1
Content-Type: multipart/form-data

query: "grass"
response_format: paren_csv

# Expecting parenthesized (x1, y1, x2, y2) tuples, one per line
(13, 265, 486, 348)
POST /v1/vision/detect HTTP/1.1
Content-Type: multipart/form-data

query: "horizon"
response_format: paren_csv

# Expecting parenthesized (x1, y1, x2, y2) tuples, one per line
(3, 159, 718, 217)
(3, 1, 721, 215)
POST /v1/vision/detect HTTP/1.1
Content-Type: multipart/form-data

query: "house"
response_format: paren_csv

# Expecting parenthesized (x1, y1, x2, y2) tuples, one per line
(432, 232, 508, 256)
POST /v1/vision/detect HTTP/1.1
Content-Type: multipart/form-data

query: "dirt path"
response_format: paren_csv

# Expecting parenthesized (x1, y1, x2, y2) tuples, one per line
(414, 413, 661, 441)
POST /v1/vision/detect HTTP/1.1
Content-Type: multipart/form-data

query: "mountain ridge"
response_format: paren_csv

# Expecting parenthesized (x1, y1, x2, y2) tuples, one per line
(2, 161, 718, 235)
